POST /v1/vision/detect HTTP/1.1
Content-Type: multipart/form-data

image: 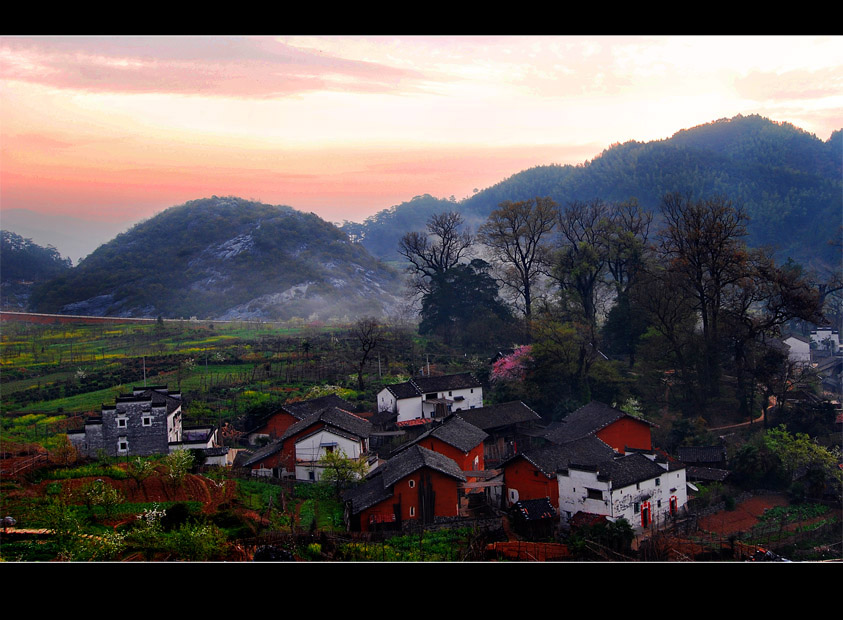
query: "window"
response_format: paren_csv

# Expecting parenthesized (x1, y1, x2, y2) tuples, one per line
(586, 488, 603, 501)
(409, 506, 415, 517)
(117, 417, 127, 428)
(408, 479, 416, 488)
(655, 478, 661, 486)
(142, 416, 152, 427)
(118, 438, 128, 452)
(634, 502, 640, 514)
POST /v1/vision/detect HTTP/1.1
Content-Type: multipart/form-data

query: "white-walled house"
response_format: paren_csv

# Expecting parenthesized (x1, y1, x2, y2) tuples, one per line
(783, 334, 812, 365)
(811, 328, 840, 355)
(377, 373, 483, 423)
(294, 424, 372, 482)
(557, 451, 688, 532)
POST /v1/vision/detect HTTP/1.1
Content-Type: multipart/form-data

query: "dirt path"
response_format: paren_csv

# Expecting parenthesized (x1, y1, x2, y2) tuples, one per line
(697, 494, 789, 536)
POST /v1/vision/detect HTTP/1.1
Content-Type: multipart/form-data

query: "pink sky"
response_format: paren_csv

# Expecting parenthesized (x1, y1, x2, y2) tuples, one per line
(2, 35, 841, 227)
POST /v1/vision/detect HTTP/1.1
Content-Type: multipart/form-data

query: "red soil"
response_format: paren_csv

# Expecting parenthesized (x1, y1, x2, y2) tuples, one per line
(697, 494, 790, 536)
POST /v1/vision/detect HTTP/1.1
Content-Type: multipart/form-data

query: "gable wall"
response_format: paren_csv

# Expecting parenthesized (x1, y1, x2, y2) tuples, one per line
(596, 418, 651, 453)
(503, 458, 558, 508)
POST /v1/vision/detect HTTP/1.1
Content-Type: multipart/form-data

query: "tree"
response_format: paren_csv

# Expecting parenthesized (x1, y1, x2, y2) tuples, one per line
(551, 199, 611, 328)
(351, 317, 381, 390)
(126, 456, 156, 491)
(478, 197, 557, 332)
(319, 448, 369, 492)
(419, 259, 514, 348)
(655, 193, 751, 397)
(398, 211, 474, 298)
(163, 450, 194, 490)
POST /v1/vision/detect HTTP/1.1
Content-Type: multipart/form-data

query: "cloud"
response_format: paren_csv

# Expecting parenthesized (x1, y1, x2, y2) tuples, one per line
(0, 36, 428, 98)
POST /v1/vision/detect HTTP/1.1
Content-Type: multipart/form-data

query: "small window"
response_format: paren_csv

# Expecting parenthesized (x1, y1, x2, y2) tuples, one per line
(408, 479, 416, 488)
(586, 488, 603, 501)
(409, 506, 415, 517)
(634, 502, 640, 514)
(655, 478, 661, 486)
(118, 438, 128, 452)
(142, 416, 152, 427)
(117, 418, 127, 428)
(448, 391, 452, 396)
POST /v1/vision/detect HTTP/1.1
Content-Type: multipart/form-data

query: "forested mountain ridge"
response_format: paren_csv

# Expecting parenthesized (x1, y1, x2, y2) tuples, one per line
(344, 115, 842, 270)
(0, 231, 73, 309)
(28, 197, 404, 320)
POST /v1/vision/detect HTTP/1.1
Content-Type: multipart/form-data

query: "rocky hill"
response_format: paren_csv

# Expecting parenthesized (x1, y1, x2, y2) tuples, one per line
(29, 197, 404, 321)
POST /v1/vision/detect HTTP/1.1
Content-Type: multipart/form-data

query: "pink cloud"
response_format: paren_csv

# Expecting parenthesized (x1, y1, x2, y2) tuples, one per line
(0, 36, 428, 98)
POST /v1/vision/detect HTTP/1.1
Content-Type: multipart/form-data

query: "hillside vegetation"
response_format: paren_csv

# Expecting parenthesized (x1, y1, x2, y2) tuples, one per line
(346, 115, 842, 270)
(28, 197, 404, 320)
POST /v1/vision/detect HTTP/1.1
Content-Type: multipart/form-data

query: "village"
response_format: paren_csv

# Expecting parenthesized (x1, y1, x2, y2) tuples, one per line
(59, 323, 842, 552)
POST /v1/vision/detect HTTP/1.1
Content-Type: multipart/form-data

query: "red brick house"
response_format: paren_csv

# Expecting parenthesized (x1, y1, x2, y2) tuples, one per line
(391, 414, 487, 472)
(247, 394, 355, 444)
(244, 405, 372, 480)
(543, 401, 654, 454)
(343, 445, 466, 532)
(502, 435, 616, 508)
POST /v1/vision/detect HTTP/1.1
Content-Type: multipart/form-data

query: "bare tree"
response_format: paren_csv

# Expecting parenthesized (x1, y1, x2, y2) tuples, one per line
(352, 317, 381, 390)
(478, 197, 557, 326)
(398, 212, 474, 297)
(656, 193, 750, 396)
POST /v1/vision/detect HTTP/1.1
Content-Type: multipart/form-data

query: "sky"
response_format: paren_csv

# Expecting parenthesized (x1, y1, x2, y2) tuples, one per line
(2, 35, 842, 232)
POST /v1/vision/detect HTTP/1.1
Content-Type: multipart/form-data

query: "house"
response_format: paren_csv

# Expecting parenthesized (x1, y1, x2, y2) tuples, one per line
(243, 406, 374, 481)
(246, 394, 355, 445)
(511, 498, 558, 539)
(811, 328, 840, 356)
(557, 451, 688, 532)
(67, 385, 218, 459)
(502, 435, 617, 509)
(377, 373, 483, 423)
(389, 414, 489, 515)
(544, 401, 654, 454)
(456, 400, 546, 467)
(677, 445, 727, 469)
(390, 415, 487, 472)
(783, 333, 812, 365)
(342, 444, 466, 532)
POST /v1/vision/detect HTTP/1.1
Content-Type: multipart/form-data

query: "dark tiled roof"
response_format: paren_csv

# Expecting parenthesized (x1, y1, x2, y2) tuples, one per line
(381, 445, 466, 488)
(456, 401, 542, 430)
(594, 452, 671, 488)
(118, 387, 182, 414)
(513, 497, 557, 521)
(412, 373, 481, 393)
(392, 415, 488, 455)
(242, 439, 283, 466)
(544, 401, 651, 444)
(342, 474, 393, 514)
(509, 436, 617, 477)
(677, 445, 726, 463)
(280, 394, 356, 419)
(343, 445, 465, 515)
(686, 466, 730, 482)
(281, 406, 372, 442)
(382, 373, 481, 400)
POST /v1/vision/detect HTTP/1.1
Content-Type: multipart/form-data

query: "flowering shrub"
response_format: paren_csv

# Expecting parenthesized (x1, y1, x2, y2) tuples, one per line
(491, 345, 532, 383)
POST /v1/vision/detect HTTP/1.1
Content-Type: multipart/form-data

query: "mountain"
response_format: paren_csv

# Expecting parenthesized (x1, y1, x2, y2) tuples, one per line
(28, 197, 404, 321)
(344, 115, 842, 271)
(1, 231, 73, 309)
